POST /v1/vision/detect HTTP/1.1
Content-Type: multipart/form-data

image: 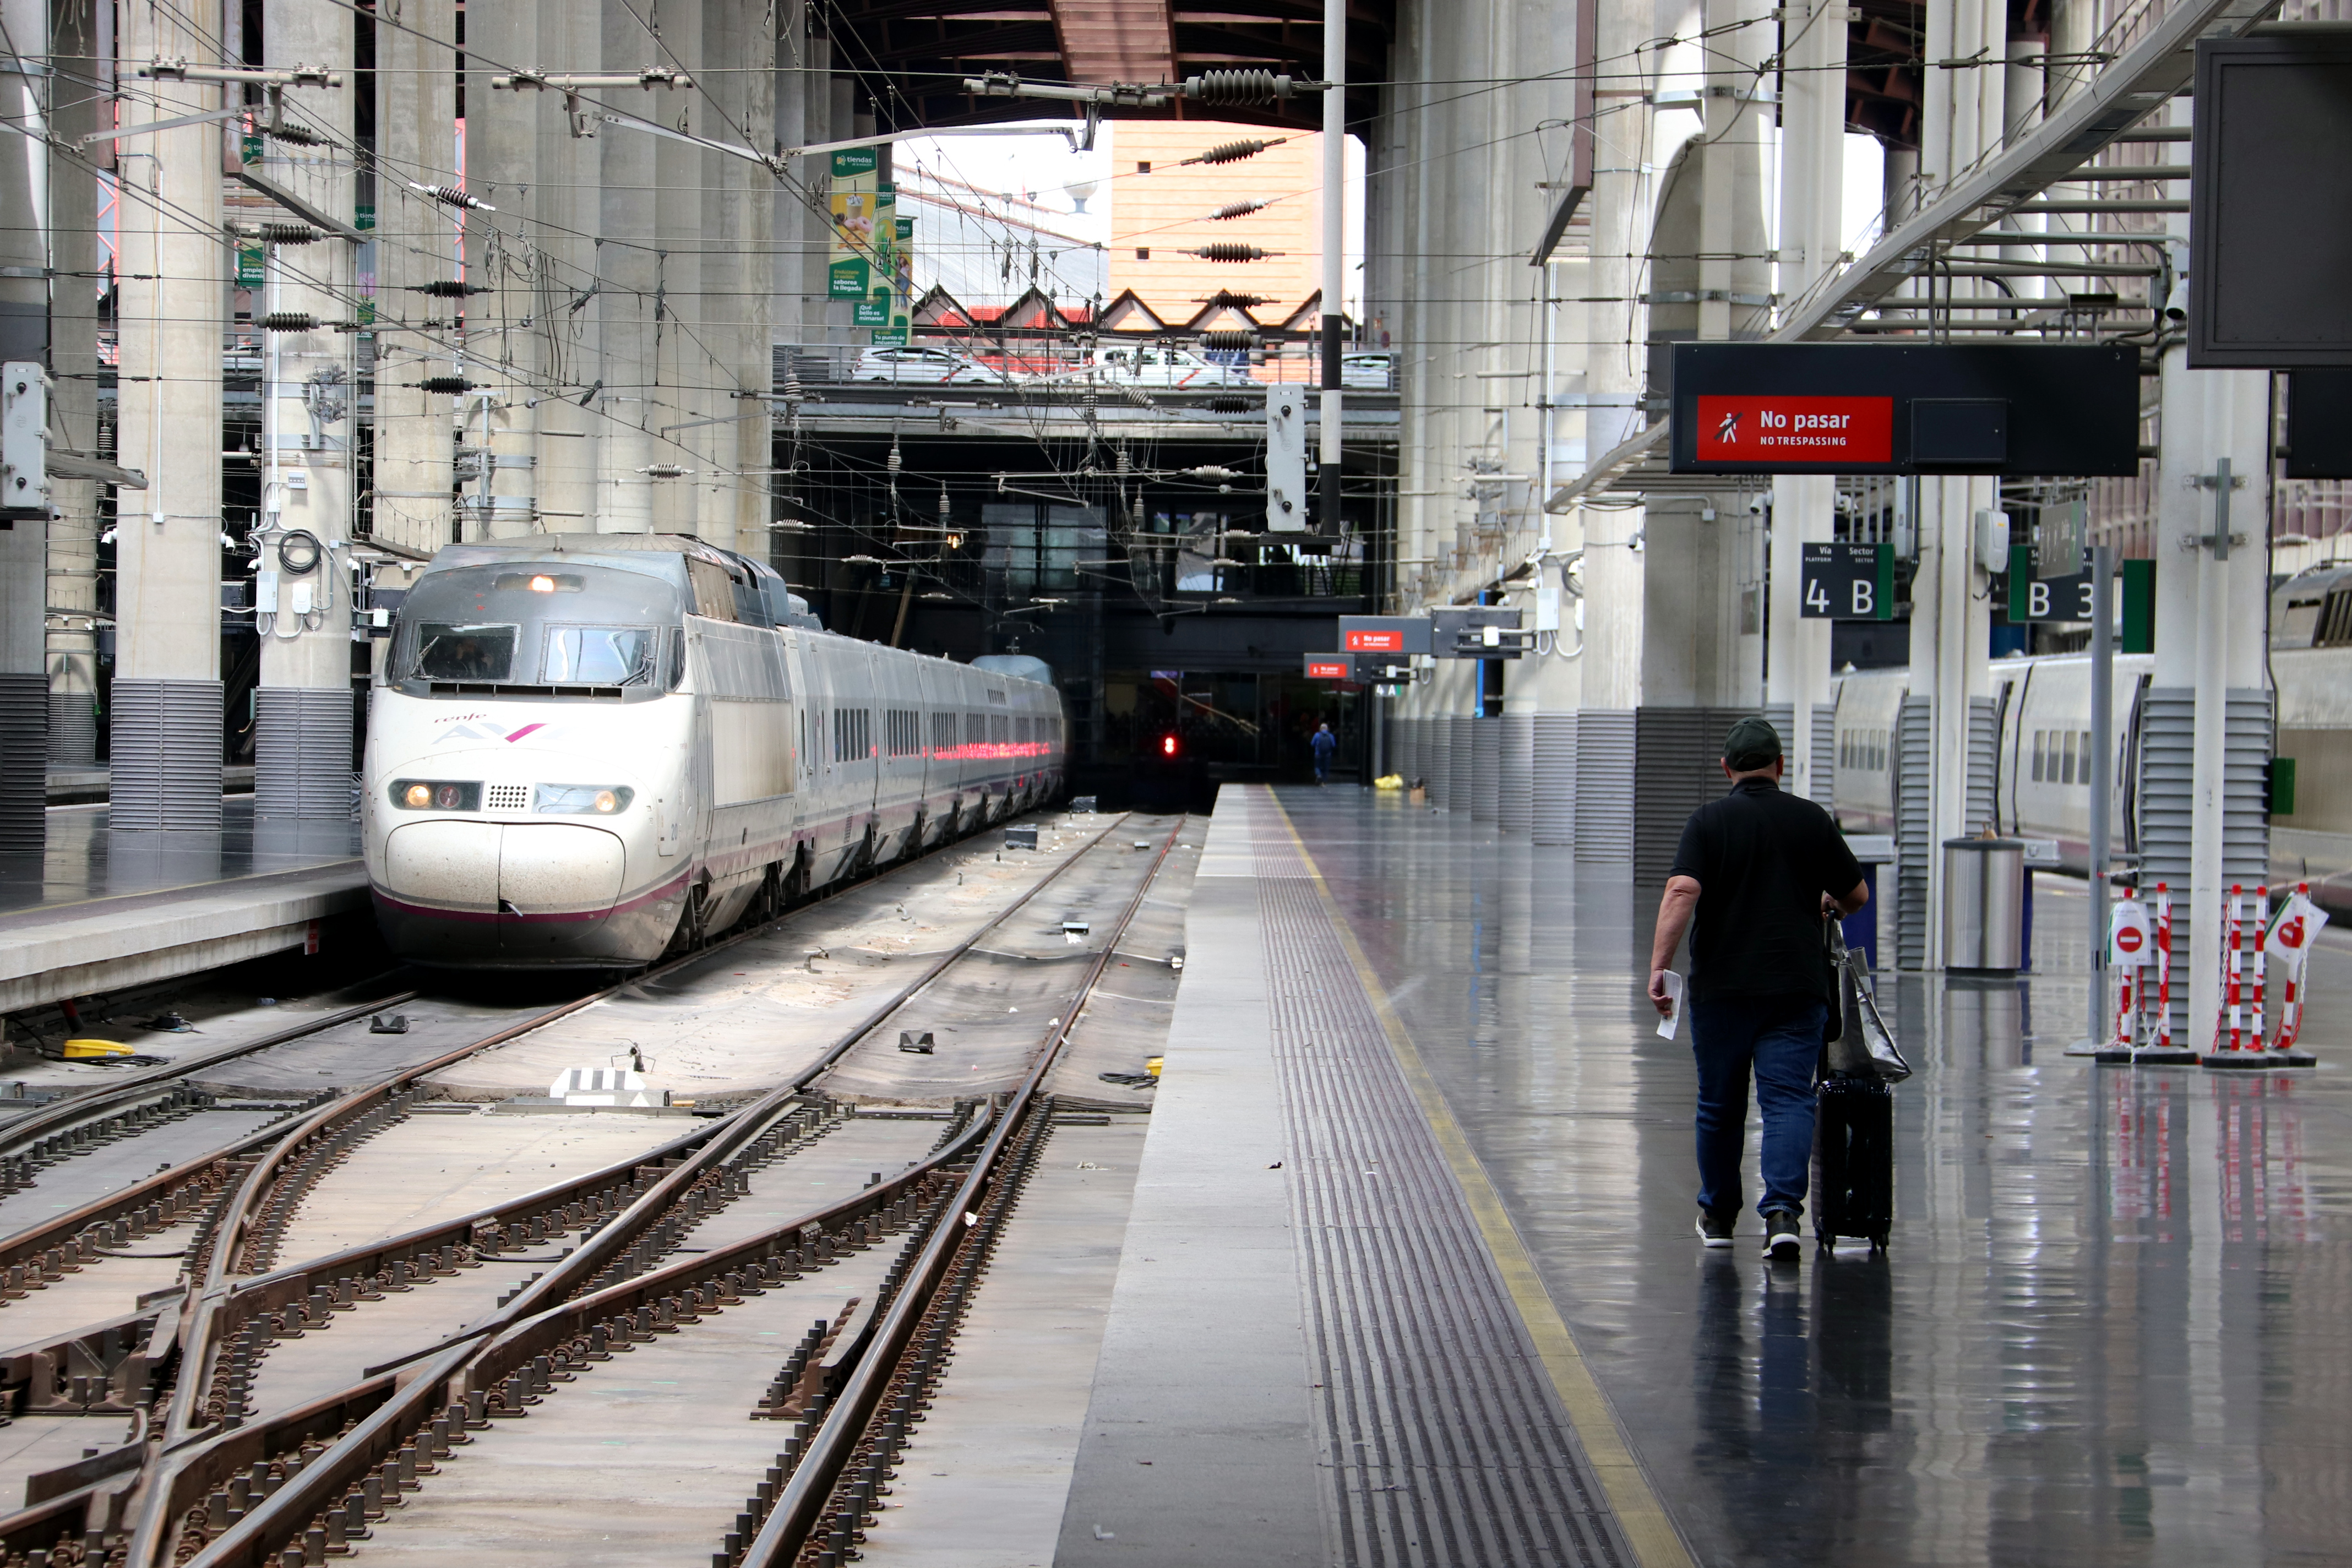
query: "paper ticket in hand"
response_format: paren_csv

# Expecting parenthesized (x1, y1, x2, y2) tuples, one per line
(1656, 971, 1685, 1040)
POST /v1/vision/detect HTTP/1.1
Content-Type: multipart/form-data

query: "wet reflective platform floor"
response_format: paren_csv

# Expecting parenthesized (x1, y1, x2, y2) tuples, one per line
(1280, 785, 2352, 1568)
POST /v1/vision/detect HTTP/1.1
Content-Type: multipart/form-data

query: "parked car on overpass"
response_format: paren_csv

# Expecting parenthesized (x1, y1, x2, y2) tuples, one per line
(852, 345, 1012, 385)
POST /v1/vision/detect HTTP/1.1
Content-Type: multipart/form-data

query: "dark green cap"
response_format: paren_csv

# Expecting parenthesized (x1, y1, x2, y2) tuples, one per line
(1723, 716, 1783, 771)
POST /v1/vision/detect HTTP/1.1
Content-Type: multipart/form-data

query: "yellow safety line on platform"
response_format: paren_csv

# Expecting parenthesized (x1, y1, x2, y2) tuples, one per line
(1262, 788, 1696, 1568)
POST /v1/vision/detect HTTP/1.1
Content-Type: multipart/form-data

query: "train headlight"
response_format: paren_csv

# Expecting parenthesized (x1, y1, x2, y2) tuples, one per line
(390, 779, 482, 811)
(533, 783, 635, 815)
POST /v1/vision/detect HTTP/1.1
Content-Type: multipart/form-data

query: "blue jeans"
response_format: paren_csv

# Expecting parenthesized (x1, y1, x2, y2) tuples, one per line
(1689, 993, 1825, 1219)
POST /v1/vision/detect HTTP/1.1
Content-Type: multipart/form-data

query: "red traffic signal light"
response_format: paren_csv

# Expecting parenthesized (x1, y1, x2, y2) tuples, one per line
(1160, 733, 1179, 758)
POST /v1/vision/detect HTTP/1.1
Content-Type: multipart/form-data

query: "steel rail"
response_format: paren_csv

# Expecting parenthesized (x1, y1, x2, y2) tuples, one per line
(748, 816, 1186, 1566)
(0, 987, 420, 1159)
(148, 811, 1138, 1568)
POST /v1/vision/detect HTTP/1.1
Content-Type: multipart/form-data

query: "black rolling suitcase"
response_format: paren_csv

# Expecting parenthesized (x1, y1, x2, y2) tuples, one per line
(1812, 1076, 1893, 1249)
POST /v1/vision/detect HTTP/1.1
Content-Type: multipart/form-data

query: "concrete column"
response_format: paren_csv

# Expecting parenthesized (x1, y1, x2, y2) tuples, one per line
(0, 0, 48, 846)
(2152, 370, 2270, 1047)
(462, 2, 539, 540)
(650, 0, 704, 536)
(1577, 0, 1654, 718)
(698, 0, 745, 552)
(737, 0, 777, 552)
(533, 3, 600, 531)
(43, 0, 103, 769)
(371, 0, 458, 557)
(1766, 0, 1846, 802)
(113, 0, 227, 830)
(597, 0, 659, 533)
(1914, 0, 2003, 963)
(254, 0, 361, 821)
(772, 0, 809, 361)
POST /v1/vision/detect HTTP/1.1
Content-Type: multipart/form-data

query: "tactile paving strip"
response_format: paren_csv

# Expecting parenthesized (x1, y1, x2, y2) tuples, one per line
(1244, 791, 1634, 1568)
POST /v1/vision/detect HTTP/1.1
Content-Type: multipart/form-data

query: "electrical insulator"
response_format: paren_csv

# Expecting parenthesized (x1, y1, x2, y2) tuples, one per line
(418, 376, 473, 395)
(412, 280, 487, 297)
(1185, 466, 1240, 482)
(938, 486, 951, 520)
(1182, 70, 1305, 105)
(1183, 243, 1273, 263)
(886, 440, 902, 476)
(1192, 138, 1273, 166)
(264, 123, 324, 146)
(1199, 330, 1256, 352)
(1206, 200, 1267, 221)
(416, 184, 489, 210)
(257, 312, 320, 332)
(1202, 290, 1271, 311)
(257, 222, 322, 246)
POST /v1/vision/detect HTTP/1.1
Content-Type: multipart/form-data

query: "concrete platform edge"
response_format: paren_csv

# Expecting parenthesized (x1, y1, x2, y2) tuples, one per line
(0, 873, 370, 1011)
(1052, 807, 1325, 1567)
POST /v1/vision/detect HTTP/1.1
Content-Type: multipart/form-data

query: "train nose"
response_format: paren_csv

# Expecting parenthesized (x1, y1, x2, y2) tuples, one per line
(378, 820, 626, 957)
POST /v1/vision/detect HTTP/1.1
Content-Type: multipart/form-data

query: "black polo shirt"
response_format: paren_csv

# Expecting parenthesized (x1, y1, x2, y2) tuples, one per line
(1668, 777, 1863, 1003)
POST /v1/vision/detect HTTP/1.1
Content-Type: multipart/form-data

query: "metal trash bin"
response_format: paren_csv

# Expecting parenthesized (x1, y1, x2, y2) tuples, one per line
(1942, 837, 2026, 973)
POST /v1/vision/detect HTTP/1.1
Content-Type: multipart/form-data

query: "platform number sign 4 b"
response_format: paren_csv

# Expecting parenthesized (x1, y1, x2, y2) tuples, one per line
(1799, 542, 1894, 620)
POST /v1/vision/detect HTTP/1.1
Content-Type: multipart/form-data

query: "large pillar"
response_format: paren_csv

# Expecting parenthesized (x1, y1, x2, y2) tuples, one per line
(44, 0, 103, 770)
(736, 0, 777, 553)
(113, 0, 228, 830)
(371, 0, 458, 557)
(650, 1, 705, 537)
(1767, 0, 1846, 804)
(1914, 0, 2003, 964)
(534, 4, 600, 531)
(0, 0, 48, 846)
(699, 0, 746, 553)
(597, 0, 660, 535)
(255, 0, 361, 821)
(462, 2, 539, 540)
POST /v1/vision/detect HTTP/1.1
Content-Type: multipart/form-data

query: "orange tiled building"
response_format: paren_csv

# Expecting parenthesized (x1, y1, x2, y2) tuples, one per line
(1106, 121, 1327, 333)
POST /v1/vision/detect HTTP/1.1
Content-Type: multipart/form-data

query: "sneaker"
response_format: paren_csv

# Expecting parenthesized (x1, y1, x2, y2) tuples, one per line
(1761, 1208, 1803, 1260)
(1695, 1210, 1736, 1248)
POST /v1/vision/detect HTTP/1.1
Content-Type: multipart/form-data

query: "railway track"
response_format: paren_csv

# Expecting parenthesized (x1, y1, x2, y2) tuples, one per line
(121, 812, 1180, 1568)
(0, 808, 1171, 1567)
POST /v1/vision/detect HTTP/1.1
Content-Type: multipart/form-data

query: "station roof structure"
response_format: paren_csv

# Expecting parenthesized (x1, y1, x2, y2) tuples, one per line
(814, 0, 1394, 132)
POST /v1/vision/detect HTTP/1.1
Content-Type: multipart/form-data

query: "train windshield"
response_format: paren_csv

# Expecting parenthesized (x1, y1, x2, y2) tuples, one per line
(392, 560, 685, 694)
(544, 626, 656, 684)
(413, 623, 518, 680)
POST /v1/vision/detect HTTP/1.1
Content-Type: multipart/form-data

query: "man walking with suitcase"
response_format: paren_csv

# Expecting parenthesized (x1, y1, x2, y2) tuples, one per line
(1646, 718, 1869, 1260)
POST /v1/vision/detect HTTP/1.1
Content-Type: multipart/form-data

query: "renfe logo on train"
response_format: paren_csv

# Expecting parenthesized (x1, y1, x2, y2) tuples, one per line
(1694, 395, 1893, 464)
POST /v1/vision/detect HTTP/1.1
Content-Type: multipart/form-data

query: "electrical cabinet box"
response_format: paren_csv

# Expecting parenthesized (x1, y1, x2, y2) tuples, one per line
(1266, 386, 1307, 532)
(1, 363, 48, 522)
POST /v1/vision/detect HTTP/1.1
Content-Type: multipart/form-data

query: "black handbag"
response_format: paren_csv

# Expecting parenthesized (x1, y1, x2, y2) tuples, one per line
(1826, 921, 1911, 1082)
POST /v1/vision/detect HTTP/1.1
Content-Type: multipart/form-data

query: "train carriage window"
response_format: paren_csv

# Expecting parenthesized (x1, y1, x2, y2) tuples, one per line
(2081, 731, 2094, 785)
(2061, 729, 2077, 786)
(2032, 731, 2045, 783)
(544, 626, 656, 685)
(412, 623, 516, 682)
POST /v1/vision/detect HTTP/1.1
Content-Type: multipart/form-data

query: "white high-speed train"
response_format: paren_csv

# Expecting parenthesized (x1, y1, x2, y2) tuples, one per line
(1830, 565, 2352, 912)
(364, 533, 1065, 969)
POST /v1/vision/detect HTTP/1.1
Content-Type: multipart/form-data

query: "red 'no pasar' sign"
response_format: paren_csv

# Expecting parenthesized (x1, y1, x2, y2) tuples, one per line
(1694, 395, 1894, 465)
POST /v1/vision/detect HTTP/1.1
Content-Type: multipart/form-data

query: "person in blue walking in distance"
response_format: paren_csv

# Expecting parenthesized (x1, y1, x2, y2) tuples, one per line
(1645, 717, 1869, 1260)
(1310, 721, 1337, 785)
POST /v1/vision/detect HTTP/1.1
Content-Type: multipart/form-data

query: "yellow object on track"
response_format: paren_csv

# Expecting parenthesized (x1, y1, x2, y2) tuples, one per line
(62, 1038, 135, 1059)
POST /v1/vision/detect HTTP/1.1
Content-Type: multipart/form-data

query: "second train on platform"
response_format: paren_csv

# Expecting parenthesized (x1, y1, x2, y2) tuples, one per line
(1831, 565, 2352, 912)
(361, 533, 1065, 969)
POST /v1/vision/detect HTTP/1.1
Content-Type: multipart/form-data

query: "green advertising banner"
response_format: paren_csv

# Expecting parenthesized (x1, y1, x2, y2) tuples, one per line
(896, 217, 914, 242)
(869, 327, 910, 347)
(237, 246, 265, 288)
(827, 148, 880, 298)
(852, 298, 890, 326)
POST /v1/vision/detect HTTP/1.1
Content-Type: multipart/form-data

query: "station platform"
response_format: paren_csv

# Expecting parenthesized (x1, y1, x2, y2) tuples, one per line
(0, 801, 363, 1013)
(44, 765, 255, 805)
(1061, 783, 2352, 1568)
